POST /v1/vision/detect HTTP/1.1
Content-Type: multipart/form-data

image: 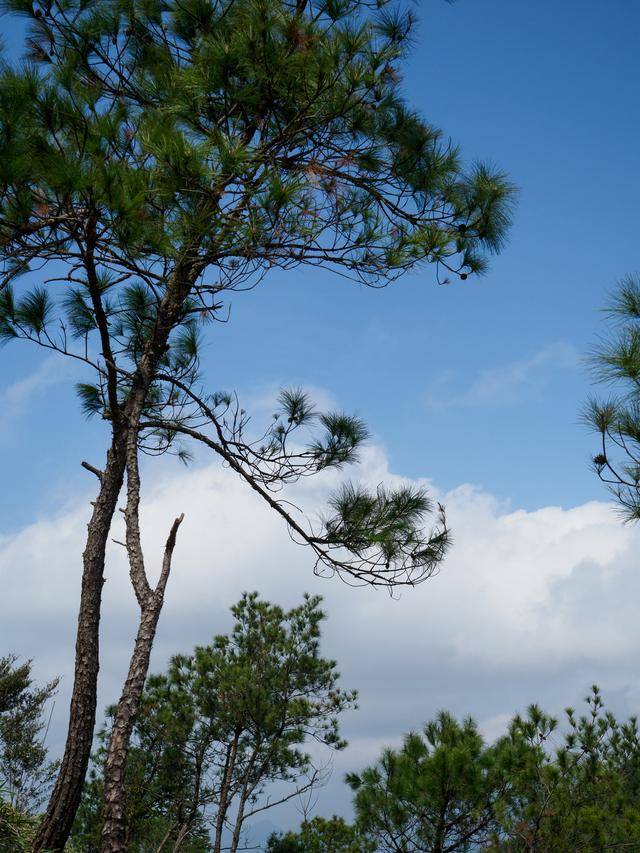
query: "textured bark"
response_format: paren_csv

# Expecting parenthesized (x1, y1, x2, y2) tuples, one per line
(156, 825, 174, 853)
(100, 599, 163, 852)
(100, 514, 184, 852)
(32, 243, 204, 853)
(33, 258, 204, 852)
(97, 260, 202, 853)
(33, 440, 126, 852)
(229, 773, 252, 853)
(172, 821, 190, 851)
(213, 734, 240, 853)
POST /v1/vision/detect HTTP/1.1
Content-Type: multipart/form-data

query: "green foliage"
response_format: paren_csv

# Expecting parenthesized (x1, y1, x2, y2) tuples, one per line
(348, 711, 507, 851)
(0, 0, 513, 840)
(0, 657, 31, 715)
(0, 0, 477, 590)
(495, 686, 640, 851)
(75, 382, 105, 419)
(73, 593, 356, 851)
(72, 768, 210, 853)
(325, 483, 434, 557)
(0, 656, 59, 815)
(0, 797, 83, 852)
(585, 274, 640, 519)
(143, 383, 451, 587)
(0, 797, 38, 851)
(343, 687, 640, 852)
(70, 678, 640, 852)
(267, 815, 375, 852)
(0, 0, 515, 423)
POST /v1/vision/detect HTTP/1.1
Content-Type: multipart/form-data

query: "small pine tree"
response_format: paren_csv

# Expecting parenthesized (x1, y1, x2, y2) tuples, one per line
(75, 594, 356, 853)
(267, 816, 374, 853)
(347, 712, 507, 851)
(0, 656, 59, 815)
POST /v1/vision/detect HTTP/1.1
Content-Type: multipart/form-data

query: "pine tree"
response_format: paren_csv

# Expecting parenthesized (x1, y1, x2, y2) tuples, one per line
(0, 656, 59, 815)
(267, 816, 373, 853)
(0, 0, 515, 847)
(74, 594, 356, 852)
(347, 712, 509, 851)
(339, 690, 640, 852)
(585, 274, 640, 519)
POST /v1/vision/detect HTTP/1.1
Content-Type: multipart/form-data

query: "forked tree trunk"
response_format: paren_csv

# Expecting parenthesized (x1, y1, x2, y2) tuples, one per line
(34, 259, 203, 851)
(100, 514, 183, 852)
(33, 440, 126, 852)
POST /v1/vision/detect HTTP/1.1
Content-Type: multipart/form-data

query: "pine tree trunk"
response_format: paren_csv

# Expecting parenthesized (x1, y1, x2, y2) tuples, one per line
(171, 746, 205, 851)
(100, 511, 183, 852)
(213, 734, 240, 853)
(229, 784, 250, 853)
(100, 597, 163, 852)
(34, 261, 201, 851)
(33, 441, 126, 852)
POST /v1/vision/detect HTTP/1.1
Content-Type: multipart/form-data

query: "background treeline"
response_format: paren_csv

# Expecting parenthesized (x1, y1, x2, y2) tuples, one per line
(2, 595, 640, 851)
(269, 688, 640, 852)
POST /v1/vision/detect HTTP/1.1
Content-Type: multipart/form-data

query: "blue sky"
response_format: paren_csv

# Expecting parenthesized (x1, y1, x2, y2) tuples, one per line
(2, 0, 640, 834)
(2, 0, 639, 530)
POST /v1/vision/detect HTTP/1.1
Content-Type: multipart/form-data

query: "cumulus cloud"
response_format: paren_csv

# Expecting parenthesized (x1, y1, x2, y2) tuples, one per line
(1, 440, 638, 826)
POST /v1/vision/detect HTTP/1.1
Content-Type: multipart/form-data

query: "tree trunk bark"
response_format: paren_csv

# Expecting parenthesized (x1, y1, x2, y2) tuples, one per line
(213, 734, 240, 853)
(33, 441, 126, 852)
(171, 746, 205, 852)
(171, 821, 190, 852)
(34, 257, 203, 851)
(100, 597, 163, 852)
(229, 781, 251, 853)
(100, 512, 183, 852)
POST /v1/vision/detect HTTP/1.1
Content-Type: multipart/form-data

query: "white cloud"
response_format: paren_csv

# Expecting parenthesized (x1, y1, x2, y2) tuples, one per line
(1, 440, 638, 826)
(0, 357, 68, 433)
(425, 342, 580, 409)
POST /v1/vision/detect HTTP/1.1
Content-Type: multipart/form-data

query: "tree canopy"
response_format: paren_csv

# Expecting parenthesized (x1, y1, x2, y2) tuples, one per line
(267, 815, 374, 852)
(340, 688, 640, 852)
(73, 593, 356, 852)
(0, 0, 515, 592)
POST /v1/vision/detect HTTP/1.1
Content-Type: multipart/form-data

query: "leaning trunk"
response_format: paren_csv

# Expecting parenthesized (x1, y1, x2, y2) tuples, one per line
(33, 440, 126, 852)
(100, 597, 164, 852)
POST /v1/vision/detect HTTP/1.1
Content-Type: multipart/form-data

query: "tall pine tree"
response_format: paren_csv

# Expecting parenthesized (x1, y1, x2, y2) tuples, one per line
(0, 0, 515, 848)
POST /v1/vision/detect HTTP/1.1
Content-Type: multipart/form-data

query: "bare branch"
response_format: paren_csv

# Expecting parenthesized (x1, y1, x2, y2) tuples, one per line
(81, 460, 104, 481)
